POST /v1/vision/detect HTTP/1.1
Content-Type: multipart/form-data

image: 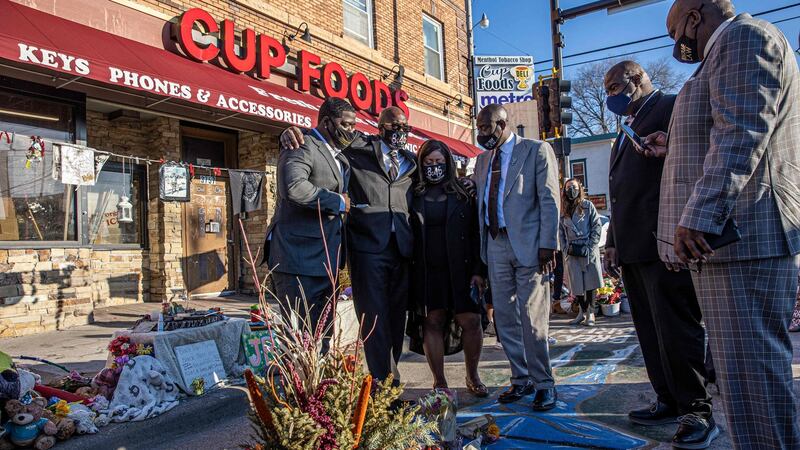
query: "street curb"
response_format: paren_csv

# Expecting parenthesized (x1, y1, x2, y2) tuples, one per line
(56, 386, 251, 450)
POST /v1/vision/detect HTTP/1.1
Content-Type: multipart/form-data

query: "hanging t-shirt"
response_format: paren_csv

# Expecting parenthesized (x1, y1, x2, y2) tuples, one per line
(229, 169, 264, 215)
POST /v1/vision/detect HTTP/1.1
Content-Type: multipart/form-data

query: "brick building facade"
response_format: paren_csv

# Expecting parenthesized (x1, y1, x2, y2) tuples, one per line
(0, 0, 477, 336)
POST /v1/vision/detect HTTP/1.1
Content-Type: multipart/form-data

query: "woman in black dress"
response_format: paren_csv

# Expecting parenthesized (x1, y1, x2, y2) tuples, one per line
(408, 140, 488, 396)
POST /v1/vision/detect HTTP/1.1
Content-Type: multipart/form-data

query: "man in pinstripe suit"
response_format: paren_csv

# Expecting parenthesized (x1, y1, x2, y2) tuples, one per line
(646, 1, 800, 448)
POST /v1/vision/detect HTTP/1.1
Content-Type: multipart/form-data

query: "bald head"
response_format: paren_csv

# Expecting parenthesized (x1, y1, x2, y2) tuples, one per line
(378, 106, 406, 127)
(604, 61, 655, 116)
(476, 104, 511, 148)
(667, 0, 735, 62)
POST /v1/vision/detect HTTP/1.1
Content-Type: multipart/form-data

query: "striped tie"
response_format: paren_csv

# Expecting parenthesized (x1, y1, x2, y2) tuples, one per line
(389, 150, 400, 180)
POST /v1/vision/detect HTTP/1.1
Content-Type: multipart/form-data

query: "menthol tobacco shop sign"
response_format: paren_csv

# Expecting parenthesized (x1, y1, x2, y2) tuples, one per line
(474, 55, 534, 109)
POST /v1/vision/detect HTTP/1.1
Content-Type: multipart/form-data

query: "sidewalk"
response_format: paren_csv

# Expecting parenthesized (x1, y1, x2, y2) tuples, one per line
(3, 299, 800, 449)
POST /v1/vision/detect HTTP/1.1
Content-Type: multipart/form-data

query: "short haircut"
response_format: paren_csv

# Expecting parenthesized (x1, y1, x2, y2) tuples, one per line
(318, 97, 355, 123)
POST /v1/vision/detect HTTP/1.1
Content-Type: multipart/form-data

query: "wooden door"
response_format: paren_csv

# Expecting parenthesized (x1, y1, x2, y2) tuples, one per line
(181, 128, 237, 296)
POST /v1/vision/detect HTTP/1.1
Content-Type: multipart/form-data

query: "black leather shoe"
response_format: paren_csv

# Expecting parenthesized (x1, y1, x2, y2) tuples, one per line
(531, 387, 557, 411)
(497, 383, 535, 404)
(629, 401, 679, 426)
(672, 414, 719, 449)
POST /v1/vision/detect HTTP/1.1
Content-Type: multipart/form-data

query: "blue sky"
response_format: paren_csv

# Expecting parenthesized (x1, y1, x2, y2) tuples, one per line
(472, 0, 800, 82)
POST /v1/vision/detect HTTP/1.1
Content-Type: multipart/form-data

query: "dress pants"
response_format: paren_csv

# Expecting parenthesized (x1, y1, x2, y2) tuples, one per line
(487, 230, 554, 389)
(692, 255, 800, 449)
(272, 272, 334, 353)
(350, 234, 409, 382)
(622, 261, 711, 417)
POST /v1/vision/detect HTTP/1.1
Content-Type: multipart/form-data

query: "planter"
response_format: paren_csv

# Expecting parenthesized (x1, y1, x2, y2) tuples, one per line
(601, 303, 620, 317)
(620, 296, 631, 314)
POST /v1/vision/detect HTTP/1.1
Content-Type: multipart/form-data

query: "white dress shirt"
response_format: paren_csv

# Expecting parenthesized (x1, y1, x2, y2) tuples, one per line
(483, 133, 516, 228)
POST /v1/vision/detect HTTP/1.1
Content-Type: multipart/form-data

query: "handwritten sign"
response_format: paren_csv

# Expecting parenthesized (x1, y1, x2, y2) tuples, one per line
(241, 330, 277, 375)
(174, 340, 226, 392)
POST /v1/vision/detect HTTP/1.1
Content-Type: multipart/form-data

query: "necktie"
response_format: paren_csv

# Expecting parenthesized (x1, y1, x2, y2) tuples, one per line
(488, 149, 502, 239)
(389, 150, 400, 180)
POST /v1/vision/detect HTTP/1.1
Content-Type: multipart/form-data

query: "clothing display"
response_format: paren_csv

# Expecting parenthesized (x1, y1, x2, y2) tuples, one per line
(229, 169, 264, 215)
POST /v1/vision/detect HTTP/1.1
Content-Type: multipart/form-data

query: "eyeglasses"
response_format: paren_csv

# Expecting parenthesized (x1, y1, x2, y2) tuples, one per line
(652, 233, 703, 273)
(383, 123, 412, 132)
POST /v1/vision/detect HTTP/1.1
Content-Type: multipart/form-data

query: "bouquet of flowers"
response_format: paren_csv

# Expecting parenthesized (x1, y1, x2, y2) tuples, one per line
(238, 208, 436, 450)
(417, 388, 457, 443)
(107, 337, 154, 369)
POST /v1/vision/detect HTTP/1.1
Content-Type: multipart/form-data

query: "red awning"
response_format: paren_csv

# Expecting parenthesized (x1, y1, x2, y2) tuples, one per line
(0, 1, 481, 158)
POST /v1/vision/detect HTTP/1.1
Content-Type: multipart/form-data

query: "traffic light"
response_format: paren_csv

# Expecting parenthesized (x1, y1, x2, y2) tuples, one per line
(536, 76, 571, 139)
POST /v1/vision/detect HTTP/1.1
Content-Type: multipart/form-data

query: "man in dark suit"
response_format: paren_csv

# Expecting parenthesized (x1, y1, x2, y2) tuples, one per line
(265, 97, 353, 353)
(603, 61, 715, 448)
(279, 106, 417, 382)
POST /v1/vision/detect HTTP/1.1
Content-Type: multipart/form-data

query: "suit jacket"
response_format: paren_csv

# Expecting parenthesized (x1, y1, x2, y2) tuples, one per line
(658, 14, 800, 264)
(474, 135, 560, 267)
(264, 129, 350, 276)
(605, 91, 676, 264)
(409, 192, 486, 314)
(344, 134, 417, 258)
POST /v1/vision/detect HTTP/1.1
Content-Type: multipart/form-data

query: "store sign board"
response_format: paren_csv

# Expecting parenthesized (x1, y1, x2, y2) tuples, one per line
(172, 8, 409, 117)
(474, 55, 534, 109)
(587, 194, 608, 211)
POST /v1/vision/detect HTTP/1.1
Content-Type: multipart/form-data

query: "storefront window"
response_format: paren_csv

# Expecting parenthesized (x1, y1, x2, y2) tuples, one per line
(86, 163, 145, 246)
(0, 90, 78, 242)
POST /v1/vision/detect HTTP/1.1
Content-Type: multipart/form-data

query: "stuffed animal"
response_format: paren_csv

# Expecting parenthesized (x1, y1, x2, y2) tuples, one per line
(1, 398, 57, 450)
(40, 410, 75, 441)
(0, 371, 20, 401)
(90, 369, 118, 400)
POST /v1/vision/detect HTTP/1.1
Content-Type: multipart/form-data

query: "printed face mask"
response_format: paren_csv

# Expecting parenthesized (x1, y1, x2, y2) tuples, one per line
(326, 117, 356, 148)
(423, 163, 447, 184)
(380, 127, 409, 151)
(477, 124, 502, 150)
(673, 6, 703, 64)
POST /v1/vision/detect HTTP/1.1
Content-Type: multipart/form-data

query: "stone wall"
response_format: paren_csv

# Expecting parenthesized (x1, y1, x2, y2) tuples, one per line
(0, 111, 186, 337)
(236, 131, 280, 294)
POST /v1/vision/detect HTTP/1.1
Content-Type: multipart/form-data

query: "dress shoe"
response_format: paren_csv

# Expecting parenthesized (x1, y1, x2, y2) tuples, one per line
(628, 401, 679, 426)
(569, 306, 585, 325)
(497, 383, 535, 404)
(672, 414, 719, 449)
(531, 387, 557, 411)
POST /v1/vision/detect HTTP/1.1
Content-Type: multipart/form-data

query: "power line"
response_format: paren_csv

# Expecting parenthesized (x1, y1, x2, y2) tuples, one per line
(477, 28, 532, 58)
(533, 10, 800, 74)
(533, 1, 800, 66)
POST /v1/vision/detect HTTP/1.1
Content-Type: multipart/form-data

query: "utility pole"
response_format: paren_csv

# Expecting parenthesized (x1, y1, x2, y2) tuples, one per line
(549, 0, 569, 180)
(465, 0, 478, 144)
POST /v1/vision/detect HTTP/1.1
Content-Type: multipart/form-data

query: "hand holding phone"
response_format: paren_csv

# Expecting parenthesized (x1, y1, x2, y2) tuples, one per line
(620, 123, 646, 153)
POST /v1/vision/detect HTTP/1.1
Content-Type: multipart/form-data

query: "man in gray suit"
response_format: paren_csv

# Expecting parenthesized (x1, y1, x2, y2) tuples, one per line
(646, 1, 800, 448)
(473, 104, 560, 411)
(265, 97, 353, 353)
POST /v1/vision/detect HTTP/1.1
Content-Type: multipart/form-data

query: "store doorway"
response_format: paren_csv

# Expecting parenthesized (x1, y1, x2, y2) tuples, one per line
(180, 126, 238, 297)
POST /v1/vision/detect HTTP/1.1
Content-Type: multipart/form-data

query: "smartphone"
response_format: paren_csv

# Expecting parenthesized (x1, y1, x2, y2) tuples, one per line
(620, 123, 645, 153)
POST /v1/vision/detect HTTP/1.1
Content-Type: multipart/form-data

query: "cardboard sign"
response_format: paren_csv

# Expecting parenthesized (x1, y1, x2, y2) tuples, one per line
(174, 340, 226, 391)
(241, 330, 277, 375)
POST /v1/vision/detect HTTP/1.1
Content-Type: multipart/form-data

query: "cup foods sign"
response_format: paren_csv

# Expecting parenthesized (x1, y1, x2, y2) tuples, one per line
(474, 55, 534, 108)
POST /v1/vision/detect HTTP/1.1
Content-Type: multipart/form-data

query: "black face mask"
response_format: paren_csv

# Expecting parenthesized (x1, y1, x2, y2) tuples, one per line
(423, 163, 447, 184)
(380, 127, 408, 151)
(477, 124, 502, 150)
(565, 186, 580, 200)
(325, 117, 356, 149)
(673, 6, 703, 64)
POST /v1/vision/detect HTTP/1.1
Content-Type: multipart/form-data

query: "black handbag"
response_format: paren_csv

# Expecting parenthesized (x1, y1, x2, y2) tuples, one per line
(567, 242, 591, 257)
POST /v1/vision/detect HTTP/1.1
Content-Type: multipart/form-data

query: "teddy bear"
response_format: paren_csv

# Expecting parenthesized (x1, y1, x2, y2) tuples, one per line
(75, 368, 118, 400)
(0, 398, 57, 450)
(40, 410, 75, 441)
